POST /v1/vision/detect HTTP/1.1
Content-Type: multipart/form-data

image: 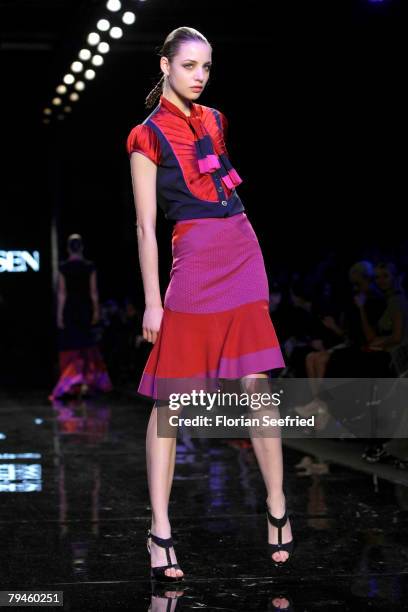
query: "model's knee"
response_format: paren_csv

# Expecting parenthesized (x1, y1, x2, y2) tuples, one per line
(240, 372, 269, 396)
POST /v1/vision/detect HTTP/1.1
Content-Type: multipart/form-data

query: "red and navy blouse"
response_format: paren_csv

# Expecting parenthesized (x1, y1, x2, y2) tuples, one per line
(126, 94, 245, 222)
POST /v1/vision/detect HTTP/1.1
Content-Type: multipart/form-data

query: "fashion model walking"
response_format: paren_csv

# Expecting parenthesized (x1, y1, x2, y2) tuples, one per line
(127, 27, 294, 582)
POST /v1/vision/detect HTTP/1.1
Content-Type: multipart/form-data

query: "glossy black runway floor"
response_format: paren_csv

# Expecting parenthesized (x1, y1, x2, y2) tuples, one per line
(1, 388, 408, 611)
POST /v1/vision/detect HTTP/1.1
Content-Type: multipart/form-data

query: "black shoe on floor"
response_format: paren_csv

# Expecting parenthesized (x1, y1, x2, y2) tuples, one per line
(147, 529, 185, 583)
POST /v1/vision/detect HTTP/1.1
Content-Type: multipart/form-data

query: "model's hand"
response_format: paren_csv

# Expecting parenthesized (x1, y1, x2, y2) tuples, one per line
(143, 305, 163, 344)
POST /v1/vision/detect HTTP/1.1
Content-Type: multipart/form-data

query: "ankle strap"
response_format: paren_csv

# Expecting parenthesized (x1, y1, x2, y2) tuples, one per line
(266, 507, 287, 528)
(148, 529, 174, 548)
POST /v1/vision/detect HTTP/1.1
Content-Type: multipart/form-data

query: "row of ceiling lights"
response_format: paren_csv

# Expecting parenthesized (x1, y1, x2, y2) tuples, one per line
(43, 0, 145, 123)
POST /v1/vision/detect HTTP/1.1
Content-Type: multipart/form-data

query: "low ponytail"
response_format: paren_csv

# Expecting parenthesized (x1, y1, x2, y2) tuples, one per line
(145, 74, 165, 109)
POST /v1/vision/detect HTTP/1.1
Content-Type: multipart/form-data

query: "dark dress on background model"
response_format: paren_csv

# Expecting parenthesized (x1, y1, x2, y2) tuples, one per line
(49, 258, 113, 400)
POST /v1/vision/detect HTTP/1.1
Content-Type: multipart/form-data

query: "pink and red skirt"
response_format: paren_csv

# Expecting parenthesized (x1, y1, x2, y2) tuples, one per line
(138, 212, 285, 400)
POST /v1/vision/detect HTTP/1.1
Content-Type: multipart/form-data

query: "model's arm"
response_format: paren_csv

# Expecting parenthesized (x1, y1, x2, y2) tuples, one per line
(57, 272, 66, 328)
(90, 270, 100, 324)
(130, 151, 162, 344)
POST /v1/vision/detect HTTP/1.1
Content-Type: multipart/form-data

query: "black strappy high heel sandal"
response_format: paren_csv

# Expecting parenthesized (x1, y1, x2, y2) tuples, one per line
(266, 503, 295, 567)
(147, 528, 185, 582)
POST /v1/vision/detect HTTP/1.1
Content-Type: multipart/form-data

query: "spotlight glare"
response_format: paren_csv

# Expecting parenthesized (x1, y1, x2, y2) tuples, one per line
(43, 108, 52, 115)
(97, 19, 110, 31)
(63, 73, 75, 85)
(52, 97, 62, 106)
(79, 48, 92, 60)
(63, 106, 72, 113)
(74, 81, 85, 91)
(98, 42, 110, 54)
(87, 32, 100, 46)
(91, 54, 104, 67)
(106, 0, 121, 11)
(122, 11, 136, 25)
(84, 69, 96, 80)
(71, 61, 83, 73)
(109, 26, 123, 39)
(56, 85, 67, 94)
(69, 92, 80, 101)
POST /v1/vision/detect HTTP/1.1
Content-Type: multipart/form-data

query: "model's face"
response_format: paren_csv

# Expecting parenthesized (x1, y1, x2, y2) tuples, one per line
(349, 272, 370, 293)
(164, 41, 212, 100)
(375, 267, 393, 291)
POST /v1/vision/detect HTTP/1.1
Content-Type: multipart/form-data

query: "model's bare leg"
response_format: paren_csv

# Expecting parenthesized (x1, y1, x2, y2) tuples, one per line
(306, 350, 330, 396)
(240, 372, 293, 563)
(315, 351, 330, 378)
(296, 351, 332, 421)
(146, 403, 184, 578)
(305, 351, 320, 395)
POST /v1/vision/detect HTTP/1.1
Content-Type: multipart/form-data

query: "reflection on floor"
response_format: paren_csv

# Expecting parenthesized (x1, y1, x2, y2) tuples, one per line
(1, 388, 407, 610)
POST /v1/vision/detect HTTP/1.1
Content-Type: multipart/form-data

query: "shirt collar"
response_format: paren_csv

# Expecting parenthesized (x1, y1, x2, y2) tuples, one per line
(159, 95, 243, 190)
(159, 94, 201, 121)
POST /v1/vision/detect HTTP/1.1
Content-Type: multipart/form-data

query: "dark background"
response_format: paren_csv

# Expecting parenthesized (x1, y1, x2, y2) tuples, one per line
(1, 0, 405, 387)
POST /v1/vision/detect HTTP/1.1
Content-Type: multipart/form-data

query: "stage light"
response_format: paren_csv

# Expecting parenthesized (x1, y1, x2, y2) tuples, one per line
(110, 26, 123, 39)
(106, 0, 121, 11)
(98, 42, 110, 54)
(41, 0, 137, 121)
(71, 61, 83, 73)
(97, 19, 110, 31)
(91, 54, 104, 66)
(74, 81, 85, 91)
(122, 11, 136, 25)
(63, 73, 75, 85)
(79, 48, 92, 60)
(87, 32, 100, 46)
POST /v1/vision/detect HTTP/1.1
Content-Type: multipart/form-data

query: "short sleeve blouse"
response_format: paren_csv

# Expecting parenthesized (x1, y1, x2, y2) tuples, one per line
(126, 124, 162, 165)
